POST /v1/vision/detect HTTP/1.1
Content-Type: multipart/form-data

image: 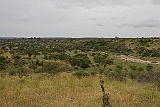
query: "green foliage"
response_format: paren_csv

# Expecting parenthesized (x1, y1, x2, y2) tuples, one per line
(72, 54, 92, 68)
(137, 67, 144, 72)
(0, 56, 6, 61)
(130, 65, 137, 71)
(156, 72, 160, 90)
(93, 53, 113, 68)
(107, 71, 126, 82)
(151, 48, 160, 57)
(0, 62, 5, 70)
(8, 70, 17, 76)
(68, 57, 82, 68)
(73, 71, 90, 79)
(146, 65, 153, 73)
(29, 61, 37, 71)
(129, 71, 138, 80)
(0, 38, 160, 85)
(80, 57, 91, 68)
(115, 65, 123, 72)
(137, 47, 160, 57)
(0, 56, 10, 71)
(12, 54, 21, 60)
(35, 60, 43, 66)
(142, 49, 152, 57)
(129, 66, 145, 80)
(104, 65, 126, 82)
(37, 62, 71, 75)
(17, 67, 26, 78)
(14, 58, 26, 67)
(90, 71, 97, 76)
(25, 48, 34, 59)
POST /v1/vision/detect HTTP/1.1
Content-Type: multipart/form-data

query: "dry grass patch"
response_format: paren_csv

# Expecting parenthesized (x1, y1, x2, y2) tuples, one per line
(0, 73, 160, 107)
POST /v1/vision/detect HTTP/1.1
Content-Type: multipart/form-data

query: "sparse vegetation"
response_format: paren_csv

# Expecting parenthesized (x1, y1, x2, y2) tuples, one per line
(0, 37, 160, 106)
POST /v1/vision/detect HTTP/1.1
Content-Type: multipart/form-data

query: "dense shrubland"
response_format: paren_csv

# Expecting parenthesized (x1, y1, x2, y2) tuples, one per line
(0, 37, 160, 82)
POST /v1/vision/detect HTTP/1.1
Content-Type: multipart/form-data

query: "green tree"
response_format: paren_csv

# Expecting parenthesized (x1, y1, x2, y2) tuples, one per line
(68, 57, 82, 68)
(93, 53, 113, 68)
(73, 54, 91, 68)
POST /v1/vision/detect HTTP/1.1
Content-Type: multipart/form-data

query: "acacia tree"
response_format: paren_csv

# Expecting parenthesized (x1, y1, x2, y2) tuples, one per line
(69, 54, 92, 69)
(93, 53, 113, 68)
(68, 57, 81, 68)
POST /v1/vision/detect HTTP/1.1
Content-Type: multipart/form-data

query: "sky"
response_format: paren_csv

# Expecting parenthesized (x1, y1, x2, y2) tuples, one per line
(0, 0, 160, 38)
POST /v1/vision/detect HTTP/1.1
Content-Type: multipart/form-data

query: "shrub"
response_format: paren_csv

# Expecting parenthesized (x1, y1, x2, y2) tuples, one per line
(138, 72, 160, 89)
(72, 54, 92, 68)
(73, 71, 90, 79)
(130, 65, 137, 71)
(36, 73, 52, 80)
(17, 67, 27, 78)
(37, 62, 71, 75)
(29, 61, 37, 71)
(90, 71, 97, 76)
(0, 62, 5, 70)
(107, 71, 126, 82)
(146, 65, 153, 73)
(129, 71, 138, 80)
(8, 70, 17, 76)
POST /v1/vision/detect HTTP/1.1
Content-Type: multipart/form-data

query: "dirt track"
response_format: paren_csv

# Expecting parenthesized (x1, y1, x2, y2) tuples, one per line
(116, 55, 160, 65)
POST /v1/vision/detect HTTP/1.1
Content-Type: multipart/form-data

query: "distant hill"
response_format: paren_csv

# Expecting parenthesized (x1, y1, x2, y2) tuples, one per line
(0, 37, 17, 39)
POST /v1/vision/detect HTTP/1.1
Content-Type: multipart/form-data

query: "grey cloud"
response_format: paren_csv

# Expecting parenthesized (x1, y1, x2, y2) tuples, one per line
(1, 0, 160, 37)
(150, 0, 160, 5)
(95, 24, 104, 27)
(13, 15, 29, 21)
(48, 0, 146, 9)
(112, 17, 126, 20)
(117, 19, 160, 28)
(89, 18, 97, 21)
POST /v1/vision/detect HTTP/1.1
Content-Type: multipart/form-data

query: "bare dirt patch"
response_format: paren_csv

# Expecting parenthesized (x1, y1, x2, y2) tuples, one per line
(116, 55, 160, 65)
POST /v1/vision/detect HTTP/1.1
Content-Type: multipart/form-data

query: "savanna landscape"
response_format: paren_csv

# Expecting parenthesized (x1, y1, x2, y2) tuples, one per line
(0, 37, 160, 107)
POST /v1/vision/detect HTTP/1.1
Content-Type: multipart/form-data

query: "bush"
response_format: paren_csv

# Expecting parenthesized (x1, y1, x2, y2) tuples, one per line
(138, 72, 160, 88)
(72, 54, 92, 68)
(146, 65, 153, 73)
(29, 61, 37, 71)
(90, 71, 97, 76)
(129, 71, 138, 80)
(109, 71, 126, 81)
(17, 67, 27, 78)
(73, 71, 90, 79)
(8, 70, 17, 76)
(36, 73, 52, 80)
(0, 62, 5, 70)
(37, 62, 71, 75)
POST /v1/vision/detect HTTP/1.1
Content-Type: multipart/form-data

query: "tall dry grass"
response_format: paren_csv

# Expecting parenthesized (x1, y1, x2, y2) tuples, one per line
(0, 73, 160, 107)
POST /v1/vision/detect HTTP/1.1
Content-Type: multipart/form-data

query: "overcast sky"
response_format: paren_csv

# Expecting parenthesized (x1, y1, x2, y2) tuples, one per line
(0, 0, 160, 38)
